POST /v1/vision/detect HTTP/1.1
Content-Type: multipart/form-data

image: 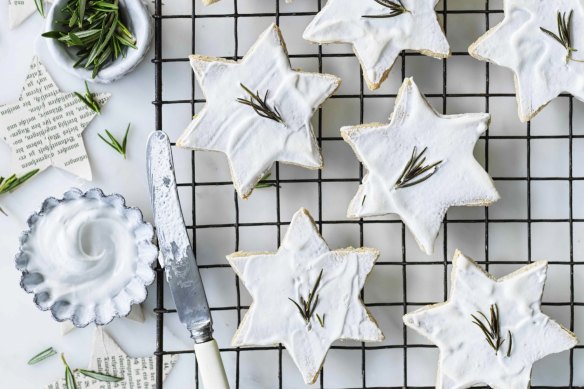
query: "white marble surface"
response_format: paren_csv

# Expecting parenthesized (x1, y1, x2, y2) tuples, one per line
(1, 0, 583, 388)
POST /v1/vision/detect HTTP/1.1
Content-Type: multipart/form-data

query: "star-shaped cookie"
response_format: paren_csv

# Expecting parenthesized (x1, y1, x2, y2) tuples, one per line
(227, 208, 384, 384)
(303, 0, 450, 90)
(177, 24, 340, 198)
(8, 0, 52, 29)
(469, 0, 584, 122)
(342, 78, 499, 255)
(0, 57, 110, 181)
(403, 250, 578, 389)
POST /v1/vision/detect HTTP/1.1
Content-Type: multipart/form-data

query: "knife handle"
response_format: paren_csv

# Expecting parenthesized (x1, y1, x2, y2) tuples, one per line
(194, 339, 230, 389)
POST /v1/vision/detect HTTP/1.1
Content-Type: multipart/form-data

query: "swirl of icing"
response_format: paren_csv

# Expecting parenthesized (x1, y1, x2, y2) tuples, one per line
(16, 188, 157, 327)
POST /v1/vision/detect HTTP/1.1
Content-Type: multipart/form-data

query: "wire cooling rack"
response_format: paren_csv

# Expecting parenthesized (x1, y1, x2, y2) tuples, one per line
(152, 0, 584, 387)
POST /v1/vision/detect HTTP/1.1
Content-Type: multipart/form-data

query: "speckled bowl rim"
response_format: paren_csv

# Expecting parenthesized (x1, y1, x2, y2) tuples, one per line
(44, 0, 154, 84)
(15, 188, 158, 328)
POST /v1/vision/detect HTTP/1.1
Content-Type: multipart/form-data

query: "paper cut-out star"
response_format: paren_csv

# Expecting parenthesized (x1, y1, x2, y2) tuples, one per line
(469, 0, 584, 122)
(303, 0, 450, 90)
(342, 78, 499, 255)
(176, 24, 340, 198)
(404, 250, 578, 389)
(46, 327, 178, 388)
(0, 57, 110, 181)
(227, 208, 384, 384)
(8, 0, 53, 29)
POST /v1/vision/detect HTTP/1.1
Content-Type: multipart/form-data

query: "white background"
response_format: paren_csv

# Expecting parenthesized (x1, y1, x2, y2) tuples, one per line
(1, 0, 584, 388)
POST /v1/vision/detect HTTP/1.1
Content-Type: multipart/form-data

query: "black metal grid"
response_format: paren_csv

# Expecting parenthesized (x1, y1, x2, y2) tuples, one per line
(152, 0, 583, 387)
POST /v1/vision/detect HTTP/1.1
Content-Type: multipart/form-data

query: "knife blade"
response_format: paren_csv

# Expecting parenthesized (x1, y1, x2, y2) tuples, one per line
(147, 130, 230, 388)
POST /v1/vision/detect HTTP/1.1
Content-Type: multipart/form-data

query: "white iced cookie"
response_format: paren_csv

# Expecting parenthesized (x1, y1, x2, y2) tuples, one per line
(469, 0, 584, 122)
(404, 250, 578, 389)
(342, 78, 499, 255)
(177, 23, 340, 199)
(303, 0, 450, 90)
(227, 208, 384, 384)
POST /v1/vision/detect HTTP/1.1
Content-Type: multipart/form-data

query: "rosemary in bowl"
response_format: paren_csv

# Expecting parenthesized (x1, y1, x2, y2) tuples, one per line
(42, 0, 137, 79)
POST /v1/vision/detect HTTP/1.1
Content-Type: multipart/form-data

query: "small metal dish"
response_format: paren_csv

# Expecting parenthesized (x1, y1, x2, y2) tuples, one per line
(15, 188, 158, 327)
(44, 0, 153, 84)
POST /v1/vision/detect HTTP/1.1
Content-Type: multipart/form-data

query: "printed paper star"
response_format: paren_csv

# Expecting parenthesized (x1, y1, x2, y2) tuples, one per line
(403, 250, 578, 389)
(8, 0, 52, 29)
(469, 0, 584, 122)
(46, 327, 178, 388)
(0, 57, 110, 181)
(176, 23, 340, 198)
(303, 0, 450, 90)
(227, 208, 384, 384)
(342, 78, 499, 255)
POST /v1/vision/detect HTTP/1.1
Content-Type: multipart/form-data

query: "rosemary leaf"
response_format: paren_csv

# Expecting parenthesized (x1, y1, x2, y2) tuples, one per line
(28, 347, 57, 365)
(316, 313, 325, 328)
(34, 0, 45, 17)
(507, 330, 512, 357)
(74, 81, 101, 114)
(61, 354, 78, 389)
(77, 369, 124, 382)
(255, 172, 279, 189)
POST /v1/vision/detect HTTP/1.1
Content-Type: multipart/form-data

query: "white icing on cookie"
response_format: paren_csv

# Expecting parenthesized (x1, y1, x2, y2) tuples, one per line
(177, 24, 340, 199)
(342, 78, 499, 255)
(303, 0, 450, 90)
(227, 208, 384, 384)
(404, 250, 578, 389)
(469, 0, 584, 122)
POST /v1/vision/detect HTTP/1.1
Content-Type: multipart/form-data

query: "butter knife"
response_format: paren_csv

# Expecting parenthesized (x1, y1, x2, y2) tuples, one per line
(147, 130, 230, 389)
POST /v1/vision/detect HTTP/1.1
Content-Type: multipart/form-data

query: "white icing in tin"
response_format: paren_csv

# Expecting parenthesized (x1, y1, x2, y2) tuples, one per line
(403, 251, 578, 389)
(469, 0, 584, 122)
(303, 0, 450, 90)
(16, 188, 157, 327)
(176, 24, 340, 199)
(342, 78, 499, 255)
(227, 208, 384, 384)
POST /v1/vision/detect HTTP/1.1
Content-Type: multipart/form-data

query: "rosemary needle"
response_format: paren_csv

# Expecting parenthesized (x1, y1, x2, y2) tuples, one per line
(34, 0, 45, 17)
(28, 347, 57, 365)
(255, 172, 280, 189)
(98, 123, 131, 159)
(77, 369, 124, 382)
(61, 354, 78, 389)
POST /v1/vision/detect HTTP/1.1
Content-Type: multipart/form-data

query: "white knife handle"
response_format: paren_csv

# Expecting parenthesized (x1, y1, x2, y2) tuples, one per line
(194, 339, 230, 389)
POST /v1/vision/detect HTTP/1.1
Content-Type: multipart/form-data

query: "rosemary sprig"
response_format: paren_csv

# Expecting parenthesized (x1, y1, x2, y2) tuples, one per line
(34, 0, 45, 17)
(471, 304, 512, 356)
(42, 0, 137, 78)
(362, 0, 410, 18)
(28, 347, 57, 365)
(394, 146, 442, 189)
(236, 83, 285, 124)
(255, 172, 280, 189)
(540, 10, 584, 63)
(76, 369, 124, 382)
(61, 354, 78, 389)
(289, 269, 325, 326)
(98, 123, 130, 159)
(0, 169, 39, 195)
(74, 81, 101, 114)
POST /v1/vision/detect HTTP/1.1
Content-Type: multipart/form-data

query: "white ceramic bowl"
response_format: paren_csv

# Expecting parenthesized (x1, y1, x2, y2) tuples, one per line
(45, 0, 153, 84)
(15, 188, 158, 327)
